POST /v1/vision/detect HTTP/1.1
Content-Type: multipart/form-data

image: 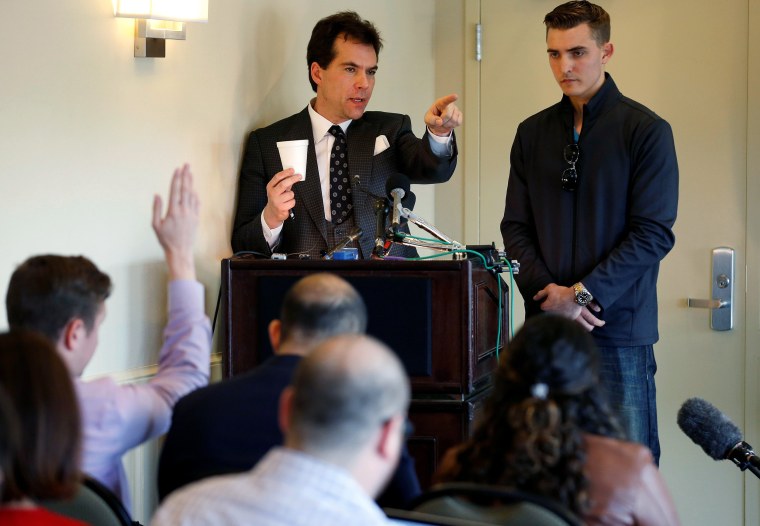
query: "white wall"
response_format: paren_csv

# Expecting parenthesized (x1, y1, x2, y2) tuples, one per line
(0, 1, 439, 521)
(0, 0, 439, 377)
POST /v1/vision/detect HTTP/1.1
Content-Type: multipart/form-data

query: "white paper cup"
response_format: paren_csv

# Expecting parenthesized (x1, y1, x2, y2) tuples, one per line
(276, 140, 309, 181)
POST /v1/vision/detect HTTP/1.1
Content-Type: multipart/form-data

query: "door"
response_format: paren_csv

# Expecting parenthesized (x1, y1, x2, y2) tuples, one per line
(472, 0, 758, 523)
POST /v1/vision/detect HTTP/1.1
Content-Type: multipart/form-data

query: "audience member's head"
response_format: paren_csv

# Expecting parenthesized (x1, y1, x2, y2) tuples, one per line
(436, 315, 623, 514)
(271, 273, 367, 354)
(5, 255, 111, 376)
(544, 1, 610, 45)
(280, 334, 410, 498)
(0, 330, 82, 504)
(0, 386, 19, 496)
(306, 11, 383, 92)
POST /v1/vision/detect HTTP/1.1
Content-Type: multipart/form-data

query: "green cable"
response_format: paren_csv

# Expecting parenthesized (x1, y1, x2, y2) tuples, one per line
(401, 245, 518, 362)
(407, 248, 505, 360)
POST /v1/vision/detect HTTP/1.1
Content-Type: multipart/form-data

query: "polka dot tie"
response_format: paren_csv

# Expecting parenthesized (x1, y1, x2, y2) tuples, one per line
(328, 125, 352, 224)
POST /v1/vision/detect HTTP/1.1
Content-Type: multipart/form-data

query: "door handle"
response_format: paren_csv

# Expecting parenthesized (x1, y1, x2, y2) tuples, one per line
(687, 298, 729, 309)
(686, 247, 734, 331)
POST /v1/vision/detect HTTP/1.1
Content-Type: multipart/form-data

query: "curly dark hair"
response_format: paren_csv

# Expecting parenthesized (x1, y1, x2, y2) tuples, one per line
(436, 314, 623, 515)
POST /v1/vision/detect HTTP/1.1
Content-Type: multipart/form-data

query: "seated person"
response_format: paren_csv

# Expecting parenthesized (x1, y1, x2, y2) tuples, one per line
(158, 273, 420, 507)
(0, 330, 88, 525)
(434, 315, 680, 526)
(4, 164, 212, 511)
(153, 334, 411, 526)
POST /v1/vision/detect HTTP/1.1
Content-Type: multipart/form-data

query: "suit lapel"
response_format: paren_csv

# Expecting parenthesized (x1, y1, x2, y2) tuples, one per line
(347, 118, 378, 258)
(286, 108, 327, 245)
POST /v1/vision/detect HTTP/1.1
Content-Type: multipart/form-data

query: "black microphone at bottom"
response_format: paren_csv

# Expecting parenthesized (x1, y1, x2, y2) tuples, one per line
(350, 174, 388, 257)
(677, 397, 760, 478)
(373, 199, 389, 257)
(322, 227, 363, 260)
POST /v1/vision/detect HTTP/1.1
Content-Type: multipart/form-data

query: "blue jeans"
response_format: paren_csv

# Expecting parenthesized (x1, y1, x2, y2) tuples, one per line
(597, 345, 660, 464)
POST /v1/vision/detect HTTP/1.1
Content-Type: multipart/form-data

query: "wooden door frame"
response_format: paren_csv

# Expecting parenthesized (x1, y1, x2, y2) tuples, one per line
(745, 1, 760, 521)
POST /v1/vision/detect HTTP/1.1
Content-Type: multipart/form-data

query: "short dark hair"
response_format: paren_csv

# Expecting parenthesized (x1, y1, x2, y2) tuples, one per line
(280, 273, 367, 346)
(6, 255, 112, 342)
(0, 330, 82, 502)
(544, 1, 610, 46)
(306, 11, 383, 92)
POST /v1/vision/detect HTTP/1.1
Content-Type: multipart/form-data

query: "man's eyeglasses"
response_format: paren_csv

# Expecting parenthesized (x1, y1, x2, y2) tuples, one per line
(562, 143, 579, 192)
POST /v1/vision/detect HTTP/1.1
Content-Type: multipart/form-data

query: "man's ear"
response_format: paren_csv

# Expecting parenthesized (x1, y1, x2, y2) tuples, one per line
(60, 318, 86, 352)
(268, 319, 282, 352)
(601, 42, 614, 64)
(376, 414, 404, 459)
(310, 62, 323, 88)
(278, 386, 295, 435)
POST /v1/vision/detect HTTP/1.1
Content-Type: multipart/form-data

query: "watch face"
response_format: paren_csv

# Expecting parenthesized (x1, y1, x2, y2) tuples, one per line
(575, 288, 592, 306)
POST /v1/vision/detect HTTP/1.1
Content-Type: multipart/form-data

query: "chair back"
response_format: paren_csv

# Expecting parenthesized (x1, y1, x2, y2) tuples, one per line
(410, 482, 583, 526)
(385, 507, 508, 525)
(40, 476, 135, 526)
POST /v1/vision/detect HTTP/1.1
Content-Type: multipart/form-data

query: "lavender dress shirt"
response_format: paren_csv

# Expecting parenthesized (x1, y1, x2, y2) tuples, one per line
(76, 279, 211, 511)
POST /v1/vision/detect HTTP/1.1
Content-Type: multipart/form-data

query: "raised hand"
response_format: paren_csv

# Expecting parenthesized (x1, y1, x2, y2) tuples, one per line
(425, 93, 463, 137)
(152, 164, 199, 281)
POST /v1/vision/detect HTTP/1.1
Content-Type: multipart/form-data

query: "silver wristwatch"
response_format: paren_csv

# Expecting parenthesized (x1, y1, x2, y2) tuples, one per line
(572, 282, 593, 307)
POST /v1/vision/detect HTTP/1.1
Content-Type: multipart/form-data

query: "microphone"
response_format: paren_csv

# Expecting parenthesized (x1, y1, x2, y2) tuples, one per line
(373, 199, 389, 257)
(400, 190, 416, 222)
(677, 397, 760, 478)
(351, 175, 389, 257)
(386, 173, 411, 231)
(322, 227, 363, 260)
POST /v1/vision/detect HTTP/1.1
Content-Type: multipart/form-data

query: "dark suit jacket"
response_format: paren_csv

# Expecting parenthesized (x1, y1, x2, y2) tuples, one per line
(157, 354, 421, 508)
(231, 107, 457, 258)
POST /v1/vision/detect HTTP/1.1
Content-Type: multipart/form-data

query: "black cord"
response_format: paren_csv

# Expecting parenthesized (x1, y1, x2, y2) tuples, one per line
(211, 282, 222, 337)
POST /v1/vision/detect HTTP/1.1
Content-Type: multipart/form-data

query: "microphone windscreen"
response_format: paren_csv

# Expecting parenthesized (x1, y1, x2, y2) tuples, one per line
(402, 190, 416, 209)
(386, 173, 411, 198)
(677, 397, 743, 460)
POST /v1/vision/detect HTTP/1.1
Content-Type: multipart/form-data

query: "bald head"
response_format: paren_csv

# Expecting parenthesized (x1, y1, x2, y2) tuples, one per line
(286, 334, 410, 457)
(278, 273, 367, 350)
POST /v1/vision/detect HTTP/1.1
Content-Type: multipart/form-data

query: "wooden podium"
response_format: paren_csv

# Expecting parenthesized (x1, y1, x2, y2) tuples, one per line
(221, 256, 508, 488)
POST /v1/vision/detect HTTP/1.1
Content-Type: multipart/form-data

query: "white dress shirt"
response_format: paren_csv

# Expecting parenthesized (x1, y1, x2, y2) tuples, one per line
(151, 447, 393, 526)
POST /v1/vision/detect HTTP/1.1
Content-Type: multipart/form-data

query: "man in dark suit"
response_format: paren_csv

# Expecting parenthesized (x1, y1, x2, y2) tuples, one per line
(231, 11, 462, 259)
(157, 273, 421, 508)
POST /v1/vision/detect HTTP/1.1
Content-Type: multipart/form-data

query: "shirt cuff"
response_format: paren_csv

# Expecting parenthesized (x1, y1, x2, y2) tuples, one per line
(427, 128, 453, 158)
(261, 213, 283, 248)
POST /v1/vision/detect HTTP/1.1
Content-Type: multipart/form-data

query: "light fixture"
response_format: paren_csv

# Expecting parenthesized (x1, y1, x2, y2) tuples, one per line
(113, 0, 208, 58)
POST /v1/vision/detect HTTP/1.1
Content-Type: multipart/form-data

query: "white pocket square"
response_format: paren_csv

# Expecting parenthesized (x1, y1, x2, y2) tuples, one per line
(374, 135, 390, 156)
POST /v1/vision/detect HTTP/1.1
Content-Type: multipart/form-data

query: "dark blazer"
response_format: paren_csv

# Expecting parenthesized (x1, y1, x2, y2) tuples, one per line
(157, 354, 421, 508)
(231, 107, 457, 258)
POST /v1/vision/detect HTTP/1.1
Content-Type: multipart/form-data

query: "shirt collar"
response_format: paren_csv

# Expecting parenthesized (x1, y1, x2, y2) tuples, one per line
(308, 99, 351, 143)
(561, 72, 620, 116)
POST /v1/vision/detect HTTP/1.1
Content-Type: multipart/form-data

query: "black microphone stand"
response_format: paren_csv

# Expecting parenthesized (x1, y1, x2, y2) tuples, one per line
(373, 197, 389, 258)
(729, 441, 760, 479)
(351, 175, 390, 258)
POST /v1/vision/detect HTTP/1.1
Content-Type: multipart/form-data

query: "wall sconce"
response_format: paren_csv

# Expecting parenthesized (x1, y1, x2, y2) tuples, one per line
(113, 0, 208, 58)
